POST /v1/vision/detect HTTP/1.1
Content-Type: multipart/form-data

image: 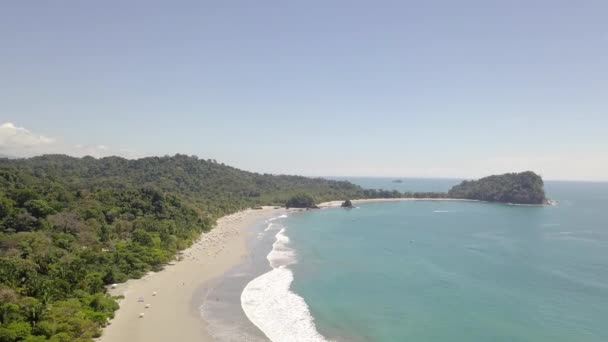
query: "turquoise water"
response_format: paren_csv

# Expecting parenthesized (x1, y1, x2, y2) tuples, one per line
(285, 180, 608, 341)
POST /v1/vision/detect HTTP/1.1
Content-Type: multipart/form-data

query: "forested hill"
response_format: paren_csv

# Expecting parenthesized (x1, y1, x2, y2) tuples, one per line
(1, 154, 369, 215)
(447, 171, 547, 204)
(0, 154, 373, 341)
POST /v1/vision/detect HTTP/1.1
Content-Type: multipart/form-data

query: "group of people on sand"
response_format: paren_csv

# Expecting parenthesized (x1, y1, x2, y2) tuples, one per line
(137, 291, 157, 317)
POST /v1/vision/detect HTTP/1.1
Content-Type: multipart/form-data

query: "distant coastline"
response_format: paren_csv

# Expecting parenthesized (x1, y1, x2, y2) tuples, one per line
(318, 197, 556, 208)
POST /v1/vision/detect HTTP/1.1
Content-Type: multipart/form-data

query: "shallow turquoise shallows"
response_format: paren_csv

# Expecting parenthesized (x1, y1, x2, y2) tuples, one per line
(285, 180, 608, 342)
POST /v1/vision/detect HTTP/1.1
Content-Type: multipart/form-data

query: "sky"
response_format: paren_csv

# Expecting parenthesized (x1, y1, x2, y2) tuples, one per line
(1, 1, 607, 181)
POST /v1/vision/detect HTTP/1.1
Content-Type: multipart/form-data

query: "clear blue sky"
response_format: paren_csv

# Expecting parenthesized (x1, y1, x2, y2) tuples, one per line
(1, 1, 607, 180)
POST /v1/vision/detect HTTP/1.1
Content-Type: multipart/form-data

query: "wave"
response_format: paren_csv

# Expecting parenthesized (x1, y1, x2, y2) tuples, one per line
(241, 227, 327, 342)
(267, 214, 288, 222)
(434, 210, 456, 213)
(267, 228, 296, 269)
(258, 215, 286, 240)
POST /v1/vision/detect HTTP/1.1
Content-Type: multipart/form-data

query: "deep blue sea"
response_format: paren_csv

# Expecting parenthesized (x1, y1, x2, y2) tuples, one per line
(240, 179, 608, 342)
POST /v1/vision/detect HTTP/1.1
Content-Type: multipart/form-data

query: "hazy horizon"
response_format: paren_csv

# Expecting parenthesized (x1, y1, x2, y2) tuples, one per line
(2, 1, 607, 181)
(0, 147, 602, 182)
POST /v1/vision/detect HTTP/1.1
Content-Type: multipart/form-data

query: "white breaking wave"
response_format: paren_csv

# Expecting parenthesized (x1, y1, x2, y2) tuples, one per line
(267, 214, 288, 222)
(434, 210, 456, 213)
(264, 223, 274, 232)
(241, 227, 328, 342)
(267, 228, 296, 269)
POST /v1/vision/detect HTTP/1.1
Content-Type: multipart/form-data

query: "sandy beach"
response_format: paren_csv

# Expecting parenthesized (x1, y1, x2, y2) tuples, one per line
(98, 206, 285, 342)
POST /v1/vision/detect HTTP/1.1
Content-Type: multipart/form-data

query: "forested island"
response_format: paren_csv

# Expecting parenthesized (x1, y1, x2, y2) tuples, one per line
(0, 155, 547, 341)
(448, 171, 547, 205)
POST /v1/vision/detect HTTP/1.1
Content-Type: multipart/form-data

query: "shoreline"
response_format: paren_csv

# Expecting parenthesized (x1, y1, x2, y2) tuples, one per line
(99, 197, 553, 341)
(318, 197, 479, 208)
(318, 197, 555, 208)
(240, 216, 328, 342)
(98, 206, 285, 342)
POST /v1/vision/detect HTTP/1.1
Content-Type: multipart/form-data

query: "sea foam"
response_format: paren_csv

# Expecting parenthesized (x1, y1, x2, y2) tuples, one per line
(241, 227, 327, 342)
(267, 214, 288, 222)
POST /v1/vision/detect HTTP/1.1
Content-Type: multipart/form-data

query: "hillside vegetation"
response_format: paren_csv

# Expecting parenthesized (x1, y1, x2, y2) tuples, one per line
(448, 171, 547, 204)
(0, 154, 371, 341)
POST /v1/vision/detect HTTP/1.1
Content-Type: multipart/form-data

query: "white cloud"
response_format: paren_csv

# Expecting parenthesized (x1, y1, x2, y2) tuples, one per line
(0, 122, 138, 159)
(0, 122, 55, 149)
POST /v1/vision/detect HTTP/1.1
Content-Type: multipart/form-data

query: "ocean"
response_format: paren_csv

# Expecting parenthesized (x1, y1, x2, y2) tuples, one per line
(209, 178, 608, 341)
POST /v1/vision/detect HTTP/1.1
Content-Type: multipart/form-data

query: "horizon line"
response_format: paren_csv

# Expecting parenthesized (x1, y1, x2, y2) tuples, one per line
(3, 153, 606, 183)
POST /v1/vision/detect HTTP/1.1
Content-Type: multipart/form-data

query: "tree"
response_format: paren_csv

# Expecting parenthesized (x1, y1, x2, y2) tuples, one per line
(132, 229, 154, 246)
(47, 213, 86, 234)
(0, 321, 32, 341)
(0, 193, 15, 219)
(285, 194, 316, 208)
(18, 297, 43, 326)
(23, 200, 55, 219)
